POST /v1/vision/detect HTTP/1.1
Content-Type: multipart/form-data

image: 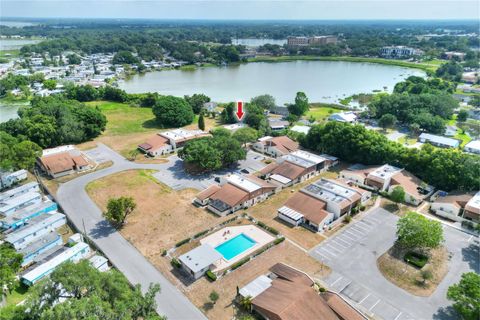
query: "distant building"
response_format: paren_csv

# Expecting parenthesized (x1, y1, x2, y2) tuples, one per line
(443, 51, 466, 60)
(464, 140, 480, 154)
(221, 123, 247, 132)
(328, 111, 357, 123)
(269, 106, 290, 117)
(138, 129, 210, 157)
(419, 133, 461, 149)
(287, 36, 338, 47)
(290, 125, 311, 135)
(203, 102, 217, 112)
(269, 119, 290, 131)
(379, 46, 423, 59)
(444, 125, 458, 137)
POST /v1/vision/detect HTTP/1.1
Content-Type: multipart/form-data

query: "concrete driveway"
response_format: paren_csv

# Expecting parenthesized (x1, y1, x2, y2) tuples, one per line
(310, 207, 479, 320)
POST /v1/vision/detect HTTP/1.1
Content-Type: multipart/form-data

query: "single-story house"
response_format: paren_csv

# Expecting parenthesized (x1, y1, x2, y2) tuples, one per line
(38, 146, 91, 178)
(278, 178, 371, 232)
(260, 150, 332, 187)
(138, 129, 210, 157)
(464, 140, 480, 155)
(340, 164, 432, 205)
(0, 192, 43, 217)
(329, 111, 357, 123)
(252, 136, 299, 158)
(0, 181, 39, 202)
(19, 232, 63, 267)
(269, 106, 290, 117)
(239, 263, 366, 320)
(0, 169, 28, 190)
(21, 239, 90, 286)
(290, 125, 311, 135)
(5, 213, 66, 250)
(0, 200, 58, 230)
(419, 133, 460, 149)
(269, 119, 290, 131)
(178, 243, 223, 279)
(431, 191, 480, 224)
(198, 174, 278, 216)
(194, 185, 221, 206)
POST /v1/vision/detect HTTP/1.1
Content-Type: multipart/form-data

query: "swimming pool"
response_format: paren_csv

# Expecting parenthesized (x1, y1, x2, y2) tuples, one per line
(215, 233, 257, 260)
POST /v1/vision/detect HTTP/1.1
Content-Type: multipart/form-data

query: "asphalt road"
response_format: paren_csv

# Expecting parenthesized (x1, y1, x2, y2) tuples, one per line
(57, 144, 207, 320)
(310, 207, 479, 320)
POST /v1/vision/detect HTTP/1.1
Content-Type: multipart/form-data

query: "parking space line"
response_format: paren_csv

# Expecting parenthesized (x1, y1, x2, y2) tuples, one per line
(369, 299, 381, 311)
(353, 223, 371, 232)
(346, 228, 363, 238)
(321, 247, 338, 256)
(366, 216, 380, 223)
(314, 252, 331, 261)
(468, 235, 473, 242)
(315, 248, 336, 258)
(330, 276, 343, 286)
(350, 226, 368, 234)
(340, 232, 357, 241)
(394, 312, 403, 320)
(330, 240, 348, 249)
(358, 293, 371, 304)
(327, 243, 345, 252)
(336, 237, 352, 246)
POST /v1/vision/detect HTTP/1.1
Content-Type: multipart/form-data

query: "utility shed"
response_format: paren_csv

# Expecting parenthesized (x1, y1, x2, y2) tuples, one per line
(178, 244, 222, 280)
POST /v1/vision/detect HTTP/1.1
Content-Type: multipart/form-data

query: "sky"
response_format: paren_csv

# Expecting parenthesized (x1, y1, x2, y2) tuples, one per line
(0, 0, 479, 20)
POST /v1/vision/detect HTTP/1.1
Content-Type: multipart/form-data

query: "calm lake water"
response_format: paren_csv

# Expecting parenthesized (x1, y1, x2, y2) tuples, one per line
(119, 60, 425, 104)
(0, 39, 41, 51)
(231, 38, 287, 47)
(0, 101, 28, 123)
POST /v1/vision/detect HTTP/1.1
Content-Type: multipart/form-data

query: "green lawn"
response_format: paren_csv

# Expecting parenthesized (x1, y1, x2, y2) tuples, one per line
(306, 104, 344, 121)
(398, 136, 418, 146)
(248, 55, 439, 73)
(85, 101, 158, 135)
(455, 131, 472, 147)
(3, 282, 30, 307)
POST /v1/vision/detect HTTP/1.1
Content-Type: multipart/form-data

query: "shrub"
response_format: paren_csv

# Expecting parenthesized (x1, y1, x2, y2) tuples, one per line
(206, 270, 217, 282)
(194, 230, 209, 238)
(344, 215, 352, 223)
(319, 286, 327, 293)
(161, 250, 167, 256)
(231, 257, 250, 270)
(274, 237, 285, 245)
(360, 205, 366, 211)
(175, 238, 191, 247)
(170, 258, 181, 268)
(404, 251, 428, 269)
(256, 221, 279, 235)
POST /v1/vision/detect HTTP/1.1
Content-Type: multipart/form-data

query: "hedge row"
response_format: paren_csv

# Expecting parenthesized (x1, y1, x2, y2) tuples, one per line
(231, 257, 250, 271)
(175, 238, 191, 247)
(256, 221, 279, 235)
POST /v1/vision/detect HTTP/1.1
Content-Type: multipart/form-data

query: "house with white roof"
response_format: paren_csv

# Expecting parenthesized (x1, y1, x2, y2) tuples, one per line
(0, 182, 39, 203)
(138, 129, 210, 157)
(178, 244, 223, 279)
(328, 111, 357, 123)
(464, 140, 480, 155)
(0, 192, 42, 217)
(419, 133, 460, 149)
(1, 200, 58, 230)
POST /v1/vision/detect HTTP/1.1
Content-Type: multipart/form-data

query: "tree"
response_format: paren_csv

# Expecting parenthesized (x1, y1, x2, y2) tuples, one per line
(10, 260, 164, 320)
(152, 95, 194, 127)
(378, 113, 397, 130)
(250, 94, 276, 110)
(396, 212, 444, 250)
(244, 103, 269, 135)
(198, 113, 205, 131)
(232, 127, 258, 147)
(420, 269, 433, 286)
(209, 290, 219, 305)
(184, 93, 210, 114)
(0, 132, 42, 171)
(67, 54, 81, 65)
(112, 50, 139, 64)
(288, 92, 309, 116)
(457, 110, 469, 122)
(390, 186, 406, 203)
(42, 79, 57, 90)
(447, 272, 480, 320)
(0, 244, 23, 293)
(239, 295, 253, 311)
(104, 196, 136, 227)
(220, 102, 237, 124)
(409, 123, 421, 136)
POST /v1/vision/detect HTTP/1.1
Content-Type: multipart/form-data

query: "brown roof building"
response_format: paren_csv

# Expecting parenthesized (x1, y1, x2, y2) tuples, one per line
(240, 263, 366, 320)
(38, 147, 90, 178)
(253, 136, 299, 158)
(431, 191, 480, 223)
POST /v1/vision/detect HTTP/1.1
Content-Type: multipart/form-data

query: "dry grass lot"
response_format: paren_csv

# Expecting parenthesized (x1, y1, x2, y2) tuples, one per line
(158, 241, 330, 320)
(377, 246, 449, 297)
(84, 101, 219, 158)
(85, 169, 232, 255)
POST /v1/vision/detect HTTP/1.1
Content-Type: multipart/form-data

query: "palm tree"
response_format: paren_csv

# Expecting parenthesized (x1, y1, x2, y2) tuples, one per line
(239, 295, 252, 311)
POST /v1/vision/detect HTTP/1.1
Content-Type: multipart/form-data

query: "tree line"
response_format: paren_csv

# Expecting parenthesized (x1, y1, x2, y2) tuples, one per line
(302, 121, 479, 191)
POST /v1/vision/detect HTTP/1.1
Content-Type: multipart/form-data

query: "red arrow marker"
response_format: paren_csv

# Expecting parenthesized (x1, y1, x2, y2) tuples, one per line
(235, 101, 245, 121)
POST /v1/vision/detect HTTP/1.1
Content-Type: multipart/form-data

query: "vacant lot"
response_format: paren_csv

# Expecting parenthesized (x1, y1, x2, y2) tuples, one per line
(377, 246, 449, 297)
(152, 241, 330, 320)
(306, 104, 345, 122)
(85, 169, 231, 255)
(85, 101, 219, 157)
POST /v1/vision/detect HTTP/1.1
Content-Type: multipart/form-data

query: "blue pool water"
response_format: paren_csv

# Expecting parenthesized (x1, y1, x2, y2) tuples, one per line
(215, 233, 257, 260)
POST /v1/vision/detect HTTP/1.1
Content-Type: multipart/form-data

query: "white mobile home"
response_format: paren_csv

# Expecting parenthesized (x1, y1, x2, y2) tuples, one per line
(5, 213, 66, 249)
(0, 170, 28, 189)
(19, 232, 63, 267)
(0, 192, 42, 216)
(1, 201, 58, 230)
(0, 182, 40, 202)
(21, 242, 91, 286)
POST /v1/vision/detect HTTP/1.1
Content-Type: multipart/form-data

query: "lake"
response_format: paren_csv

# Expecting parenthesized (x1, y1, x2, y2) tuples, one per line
(119, 60, 425, 104)
(0, 39, 41, 51)
(231, 38, 287, 47)
(0, 101, 29, 123)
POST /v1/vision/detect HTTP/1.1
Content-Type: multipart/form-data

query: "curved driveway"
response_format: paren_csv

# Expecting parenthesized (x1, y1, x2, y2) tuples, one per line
(56, 144, 207, 320)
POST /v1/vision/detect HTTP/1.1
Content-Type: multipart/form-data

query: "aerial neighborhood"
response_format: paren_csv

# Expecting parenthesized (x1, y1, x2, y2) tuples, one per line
(0, 11, 479, 320)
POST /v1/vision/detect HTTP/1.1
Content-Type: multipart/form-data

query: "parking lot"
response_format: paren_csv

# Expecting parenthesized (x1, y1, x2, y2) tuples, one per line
(310, 207, 480, 320)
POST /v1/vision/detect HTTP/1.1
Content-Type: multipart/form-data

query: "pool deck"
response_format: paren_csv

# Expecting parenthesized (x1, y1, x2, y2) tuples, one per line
(200, 225, 275, 272)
